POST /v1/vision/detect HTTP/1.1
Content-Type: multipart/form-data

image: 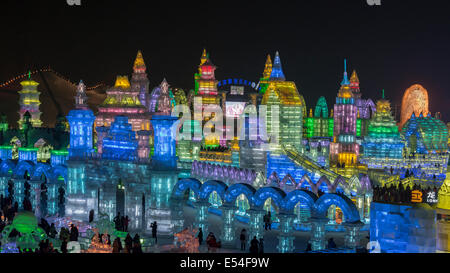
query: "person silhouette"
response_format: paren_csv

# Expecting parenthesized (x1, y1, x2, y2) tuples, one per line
(197, 227, 203, 245)
(151, 221, 158, 244)
(240, 229, 247, 251)
(249, 236, 259, 254)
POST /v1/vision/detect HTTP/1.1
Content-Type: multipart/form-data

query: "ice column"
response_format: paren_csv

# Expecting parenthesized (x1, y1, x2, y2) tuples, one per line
(344, 221, 364, 249)
(13, 179, 25, 209)
(220, 204, 235, 246)
(277, 213, 295, 253)
(169, 197, 185, 234)
(309, 217, 328, 251)
(29, 181, 41, 212)
(47, 183, 58, 216)
(248, 209, 265, 245)
(194, 200, 210, 234)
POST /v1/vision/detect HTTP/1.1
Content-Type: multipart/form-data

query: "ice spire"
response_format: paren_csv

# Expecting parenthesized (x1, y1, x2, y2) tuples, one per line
(200, 48, 208, 65)
(156, 78, 172, 115)
(74, 80, 89, 110)
(340, 59, 350, 86)
(269, 51, 286, 81)
(133, 50, 146, 73)
(350, 70, 359, 84)
(262, 54, 273, 79)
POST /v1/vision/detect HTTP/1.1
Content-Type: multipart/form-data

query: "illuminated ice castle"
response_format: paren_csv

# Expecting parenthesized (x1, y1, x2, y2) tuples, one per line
(0, 49, 449, 252)
(65, 77, 179, 234)
(95, 52, 151, 132)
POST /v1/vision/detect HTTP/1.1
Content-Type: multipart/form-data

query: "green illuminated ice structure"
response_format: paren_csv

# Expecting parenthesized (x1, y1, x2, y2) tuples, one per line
(360, 96, 405, 169)
(0, 211, 47, 250)
(305, 96, 333, 138)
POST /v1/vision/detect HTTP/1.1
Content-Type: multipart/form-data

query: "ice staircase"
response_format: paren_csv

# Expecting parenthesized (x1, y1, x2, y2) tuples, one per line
(281, 144, 343, 182)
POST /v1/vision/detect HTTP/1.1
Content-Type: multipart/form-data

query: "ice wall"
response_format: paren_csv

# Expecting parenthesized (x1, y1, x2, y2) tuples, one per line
(370, 202, 436, 253)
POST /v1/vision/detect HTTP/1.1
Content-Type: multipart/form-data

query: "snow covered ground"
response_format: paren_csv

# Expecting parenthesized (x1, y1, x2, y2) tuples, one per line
(147, 205, 370, 253)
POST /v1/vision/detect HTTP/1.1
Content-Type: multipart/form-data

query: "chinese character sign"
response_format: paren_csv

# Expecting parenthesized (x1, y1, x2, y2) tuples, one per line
(411, 190, 423, 203)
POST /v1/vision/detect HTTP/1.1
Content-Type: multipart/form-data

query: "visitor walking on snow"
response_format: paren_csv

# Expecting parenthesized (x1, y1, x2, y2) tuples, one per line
(48, 223, 57, 238)
(121, 215, 126, 231)
(258, 238, 264, 253)
(240, 229, 247, 251)
(60, 238, 68, 253)
(124, 215, 129, 232)
(197, 227, 203, 245)
(114, 212, 122, 231)
(132, 236, 143, 253)
(69, 224, 79, 241)
(327, 238, 337, 249)
(151, 221, 158, 244)
(59, 227, 70, 242)
(124, 233, 133, 253)
(89, 209, 94, 223)
(249, 236, 259, 254)
(112, 237, 123, 253)
(305, 243, 312, 252)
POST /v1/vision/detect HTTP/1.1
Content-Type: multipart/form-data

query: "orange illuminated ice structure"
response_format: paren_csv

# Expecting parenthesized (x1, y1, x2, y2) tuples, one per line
(132, 50, 151, 109)
(399, 84, 429, 130)
(96, 75, 151, 132)
(174, 227, 199, 253)
(83, 228, 113, 253)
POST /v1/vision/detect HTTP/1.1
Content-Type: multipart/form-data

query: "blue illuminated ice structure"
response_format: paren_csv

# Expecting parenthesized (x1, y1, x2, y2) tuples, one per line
(269, 51, 286, 81)
(370, 202, 436, 253)
(150, 115, 178, 170)
(101, 116, 138, 161)
(66, 109, 95, 158)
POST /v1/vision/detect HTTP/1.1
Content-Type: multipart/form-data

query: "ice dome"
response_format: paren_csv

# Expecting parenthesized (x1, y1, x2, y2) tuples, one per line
(402, 113, 448, 153)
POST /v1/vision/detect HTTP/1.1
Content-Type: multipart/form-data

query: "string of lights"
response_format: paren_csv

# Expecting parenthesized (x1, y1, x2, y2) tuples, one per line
(0, 67, 106, 90)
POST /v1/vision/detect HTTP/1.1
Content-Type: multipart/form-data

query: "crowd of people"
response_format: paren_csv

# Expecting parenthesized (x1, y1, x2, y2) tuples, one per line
(113, 212, 130, 232)
(1, 190, 372, 254)
(0, 204, 151, 253)
(9, 220, 79, 253)
(196, 228, 222, 252)
(112, 233, 143, 253)
(239, 229, 264, 254)
(372, 183, 438, 204)
(0, 194, 19, 230)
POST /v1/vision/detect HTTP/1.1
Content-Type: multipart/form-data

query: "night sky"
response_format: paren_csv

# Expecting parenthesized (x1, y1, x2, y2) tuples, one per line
(1, 0, 449, 121)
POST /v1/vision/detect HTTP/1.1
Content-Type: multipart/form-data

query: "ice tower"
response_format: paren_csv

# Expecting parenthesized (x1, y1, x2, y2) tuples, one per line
(147, 96, 179, 234)
(262, 51, 307, 182)
(131, 50, 151, 109)
(65, 81, 96, 220)
(66, 80, 95, 159)
(18, 72, 42, 128)
(259, 54, 273, 94)
(330, 59, 359, 166)
(261, 51, 304, 152)
(96, 73, 151, 132)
